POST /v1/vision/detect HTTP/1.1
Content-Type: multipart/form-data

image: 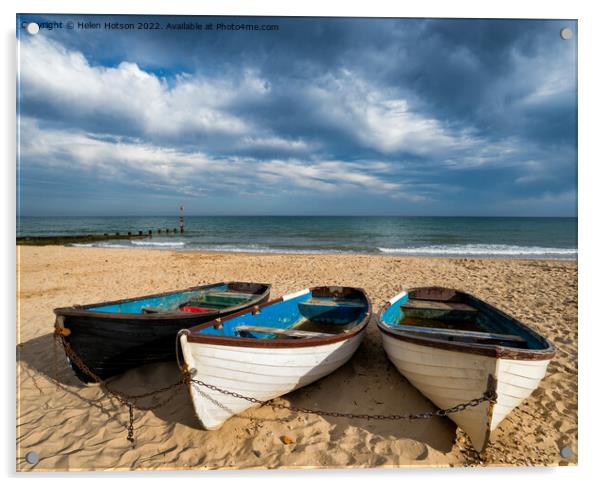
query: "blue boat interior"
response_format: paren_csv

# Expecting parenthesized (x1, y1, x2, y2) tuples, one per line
(195, 289, 369, 339)
(88, 284, 257, 314)
(381, 291, 547, 350)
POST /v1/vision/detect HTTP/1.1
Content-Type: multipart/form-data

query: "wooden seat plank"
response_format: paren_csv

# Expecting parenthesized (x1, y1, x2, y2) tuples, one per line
(390, 324, 526, 343)
(205, 291, 253, 300)
(302, 300, 364, 308)
(235, 325, 332, 338)
(402, 300, 478, 312)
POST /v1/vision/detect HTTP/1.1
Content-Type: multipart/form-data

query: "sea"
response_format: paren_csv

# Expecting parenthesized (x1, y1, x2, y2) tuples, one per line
(17, 216, 577, 260)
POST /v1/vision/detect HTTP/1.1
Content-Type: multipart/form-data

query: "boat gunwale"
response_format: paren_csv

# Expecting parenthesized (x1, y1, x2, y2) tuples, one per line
(52, 281, 272, 321)
(184, 286, 372, 348)
(377, 286, 555, 360)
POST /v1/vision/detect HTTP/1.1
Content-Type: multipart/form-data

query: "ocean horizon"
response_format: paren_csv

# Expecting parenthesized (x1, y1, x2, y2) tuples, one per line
(17, 216, 578, 260)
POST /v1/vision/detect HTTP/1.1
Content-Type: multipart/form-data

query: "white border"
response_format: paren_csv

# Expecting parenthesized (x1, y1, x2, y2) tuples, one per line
(4, 1, 600, 485)
(0, 0, 585, 19)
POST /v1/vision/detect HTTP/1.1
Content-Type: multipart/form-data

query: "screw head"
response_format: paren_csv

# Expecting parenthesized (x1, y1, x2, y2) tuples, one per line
(25, 451, 39, 465)
(560, 27, 573, 40)
(560, 446, 573, 458)
(26, 22, 39, 35)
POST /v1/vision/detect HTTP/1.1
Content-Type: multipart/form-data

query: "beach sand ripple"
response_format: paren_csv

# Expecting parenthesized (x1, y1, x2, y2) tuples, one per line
(16, 247, 577, 470)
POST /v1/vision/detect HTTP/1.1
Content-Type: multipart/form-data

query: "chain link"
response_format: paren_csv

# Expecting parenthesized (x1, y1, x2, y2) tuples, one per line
(56, 332, 187, 401)
(53, 332, 59, 388)
(190, 378, 497, 421)
(127, 403, 135, 445)
(54, 331, 188, 446)
(54, 328, 498, 446)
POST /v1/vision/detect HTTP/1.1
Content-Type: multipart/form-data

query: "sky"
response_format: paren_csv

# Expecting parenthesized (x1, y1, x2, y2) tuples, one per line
(16, 15, 577, 217)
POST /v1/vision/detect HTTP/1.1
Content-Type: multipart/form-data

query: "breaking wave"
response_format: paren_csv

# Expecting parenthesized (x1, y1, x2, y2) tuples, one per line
(378, 244, 577, 259)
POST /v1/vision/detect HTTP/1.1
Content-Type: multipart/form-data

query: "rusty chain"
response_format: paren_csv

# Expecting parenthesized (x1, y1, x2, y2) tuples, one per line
(189, 378, 497, 421)
(55, 332, 187, 403)
(53, 331, 188, 446)
(53, 329, 498, 446)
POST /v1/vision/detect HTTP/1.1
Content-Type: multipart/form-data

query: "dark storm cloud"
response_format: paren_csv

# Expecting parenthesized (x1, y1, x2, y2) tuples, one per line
(16, 15, 577, 216)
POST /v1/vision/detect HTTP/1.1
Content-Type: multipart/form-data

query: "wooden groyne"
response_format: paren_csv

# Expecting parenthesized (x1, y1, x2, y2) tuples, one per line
(18, 207, 186, 246)
(17, 228, 183, 246)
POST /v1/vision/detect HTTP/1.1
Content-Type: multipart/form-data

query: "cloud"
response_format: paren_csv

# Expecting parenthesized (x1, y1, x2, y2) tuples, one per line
(237, 135, 316, 154)
(500, 190, 577, 215)
(303, 70, 469, 155)
(255, 159, 402, 193)
(18, 36, 267, 142)
(19, 33, 548, 167)
(16, 17, 577, 216)
(18, 117, 412, 200)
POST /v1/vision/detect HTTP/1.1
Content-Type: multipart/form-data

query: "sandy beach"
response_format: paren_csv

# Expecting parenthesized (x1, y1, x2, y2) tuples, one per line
(16, 246, 578, 470)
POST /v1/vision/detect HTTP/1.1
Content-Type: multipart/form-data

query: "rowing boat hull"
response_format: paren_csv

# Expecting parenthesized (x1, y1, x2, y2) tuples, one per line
(180, 286, 371, 429)
(181, 329, 366, 429)
(378, 287, 554, 451)
(54, 282, 271, 382)
(57, 313, 225, 383)
(380, 333, 551, 451)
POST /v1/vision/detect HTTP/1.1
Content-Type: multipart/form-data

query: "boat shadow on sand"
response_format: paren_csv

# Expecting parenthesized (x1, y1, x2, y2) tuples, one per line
(18, 330, 458, 455)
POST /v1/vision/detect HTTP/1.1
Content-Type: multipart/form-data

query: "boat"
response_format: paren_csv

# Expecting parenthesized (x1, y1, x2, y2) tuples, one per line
(377, 287, 555, 452)
(54, 282, 271, 383)
(179, 286, 371, 430)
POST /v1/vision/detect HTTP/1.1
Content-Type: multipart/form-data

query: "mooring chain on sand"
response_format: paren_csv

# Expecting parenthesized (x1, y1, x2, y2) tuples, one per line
(53, 329, 497, 446)
(53, 331, 188, 445)
(188, 377, 497, 421)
